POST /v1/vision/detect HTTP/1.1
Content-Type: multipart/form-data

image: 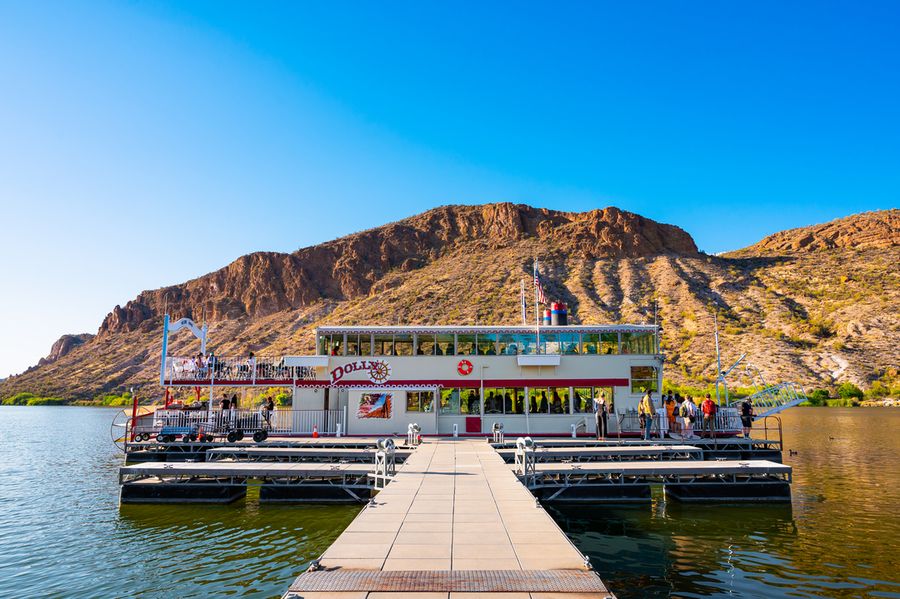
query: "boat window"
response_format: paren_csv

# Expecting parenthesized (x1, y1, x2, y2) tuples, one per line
(440, 388, 461, 414)
(621, 332, 655, 354)
(528, 388, 548, 414)
(435, 333, 455, 356)
(317, 335, 327, 355)
(601, 333, 619, 354)
(329, 334, 344, 356)
(498, 334, 516, 355)
(359, 333, 372, 356)
(416, 334, 435, 355)
(572, 387, 592, 413)
(595, 387, 614, 412)
(476, 333, 497, 355)
(507, 387, 525, 414)
(346, 334, 360, 357)
(581, 333, 599, 354)
(631, 366, 659, 393)
(483, 388, 503, 414)
(373, 334, 394, 356)
(550, 387, 570, 413)
(460, 388, 480, 414)
(558, 333, 580, 355)
(515, 334, 537, 355)
(456, 334, 475, 356)
(540, 333, 560, 354)
(406, 391, 434, 412)
(394, 334, 413, 356)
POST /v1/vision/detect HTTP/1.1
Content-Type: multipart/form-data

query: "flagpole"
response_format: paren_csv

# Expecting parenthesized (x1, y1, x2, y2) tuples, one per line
(520, 279, 526, 325)
(533, 258, 540, 351)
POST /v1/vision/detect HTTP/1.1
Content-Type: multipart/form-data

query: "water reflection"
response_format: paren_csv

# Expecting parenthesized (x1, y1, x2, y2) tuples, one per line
(1, 406, 898, 598)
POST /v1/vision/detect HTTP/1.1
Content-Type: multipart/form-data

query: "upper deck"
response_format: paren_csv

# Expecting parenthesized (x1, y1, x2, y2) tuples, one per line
(315, 324, 659, 357)
(163, 324, 662, 397)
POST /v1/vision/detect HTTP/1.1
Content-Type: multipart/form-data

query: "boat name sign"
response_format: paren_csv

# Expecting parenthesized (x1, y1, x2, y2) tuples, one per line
(330, 360, 392, 385)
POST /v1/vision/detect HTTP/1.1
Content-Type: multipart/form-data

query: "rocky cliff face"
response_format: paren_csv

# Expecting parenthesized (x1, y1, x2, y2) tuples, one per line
(97, 204, 698, 336)
(737, 209, 900, 254)
(1, 204, 896, 401)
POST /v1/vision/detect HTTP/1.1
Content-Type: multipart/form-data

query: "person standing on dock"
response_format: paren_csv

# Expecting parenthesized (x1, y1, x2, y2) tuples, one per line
(701, 394, 717, 438)
(740, 398, 754, 438)
(673, 394, 684, 438)
(639, 390, 656, 440)
(665, 395, 677, 439)
(681, 396, 697, 439)
(594, 391, 609, 439)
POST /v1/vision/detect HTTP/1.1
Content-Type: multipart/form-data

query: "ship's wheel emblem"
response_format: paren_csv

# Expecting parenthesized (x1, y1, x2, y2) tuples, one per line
(368, 360, 392, 384)
(457, 359, 473, 376)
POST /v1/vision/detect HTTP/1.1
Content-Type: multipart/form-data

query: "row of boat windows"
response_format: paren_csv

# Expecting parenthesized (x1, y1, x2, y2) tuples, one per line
(406, 386, 618, 415)
(318, 331, 657, 357)
(404, 367, 660, 415)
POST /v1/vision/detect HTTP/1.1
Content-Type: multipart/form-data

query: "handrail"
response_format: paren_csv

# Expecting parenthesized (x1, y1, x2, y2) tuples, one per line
(131, 408, 344, 436)
(164, 356, 319, 383)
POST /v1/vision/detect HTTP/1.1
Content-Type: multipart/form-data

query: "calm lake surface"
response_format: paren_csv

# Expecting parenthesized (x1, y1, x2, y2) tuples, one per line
(0, 407, 897, 598)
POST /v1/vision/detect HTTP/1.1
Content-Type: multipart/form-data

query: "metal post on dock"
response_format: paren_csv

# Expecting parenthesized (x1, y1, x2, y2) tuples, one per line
(514, 436, 536, 481)
(373, 438, 396, 490)
(492, 422, 504, 444)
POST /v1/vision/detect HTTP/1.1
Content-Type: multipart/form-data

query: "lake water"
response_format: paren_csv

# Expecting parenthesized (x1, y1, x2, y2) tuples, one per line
(0, 407, 897, 598)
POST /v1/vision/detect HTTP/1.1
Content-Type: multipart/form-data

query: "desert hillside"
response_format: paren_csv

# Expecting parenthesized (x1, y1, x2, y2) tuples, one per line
(2, 204, 897, 401)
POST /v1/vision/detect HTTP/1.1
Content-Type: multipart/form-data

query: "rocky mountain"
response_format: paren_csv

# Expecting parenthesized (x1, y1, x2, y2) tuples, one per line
(37, 334, 95, 367)
(1, 203, 897, 401)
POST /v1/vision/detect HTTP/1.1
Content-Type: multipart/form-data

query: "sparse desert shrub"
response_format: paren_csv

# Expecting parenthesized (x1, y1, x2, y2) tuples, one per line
(836, 382, 863, 401)
(865, 381, 890, 400)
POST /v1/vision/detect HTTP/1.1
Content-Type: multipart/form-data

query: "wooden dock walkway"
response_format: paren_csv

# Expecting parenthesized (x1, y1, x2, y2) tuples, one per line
(284, 438, 614, 598)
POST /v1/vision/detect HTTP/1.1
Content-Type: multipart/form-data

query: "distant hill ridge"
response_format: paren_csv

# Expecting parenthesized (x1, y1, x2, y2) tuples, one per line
(735, 209, 899, 254)
(3, 203, 898, 400)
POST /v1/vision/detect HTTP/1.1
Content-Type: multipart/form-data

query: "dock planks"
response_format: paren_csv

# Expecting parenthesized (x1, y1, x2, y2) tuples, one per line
(285, 438, 614, 599)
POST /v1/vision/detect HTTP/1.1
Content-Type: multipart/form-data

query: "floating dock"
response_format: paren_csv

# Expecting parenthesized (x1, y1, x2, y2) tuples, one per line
(284, 438, 614, 598)
(119, 461, 376, 503)
(205, 446, 413, 463)
(117, 435, 792, 596)
(496, 443, 702, 462)
(519, 459, 792, 503)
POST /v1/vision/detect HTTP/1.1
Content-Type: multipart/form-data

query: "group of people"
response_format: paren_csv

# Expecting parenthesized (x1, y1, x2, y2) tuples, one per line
(636, 390, 750, 440)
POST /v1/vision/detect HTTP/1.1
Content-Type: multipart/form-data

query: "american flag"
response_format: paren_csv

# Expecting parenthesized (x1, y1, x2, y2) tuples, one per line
(534, 263, 547, 305)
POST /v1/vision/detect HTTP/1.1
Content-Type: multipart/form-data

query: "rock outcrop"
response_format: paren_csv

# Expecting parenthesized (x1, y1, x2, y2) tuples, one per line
(737, 209, 899, 254)
(37, 334, 94, 367)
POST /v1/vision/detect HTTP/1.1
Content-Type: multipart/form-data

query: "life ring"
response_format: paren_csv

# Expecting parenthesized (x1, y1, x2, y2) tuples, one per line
(457, 359, 473, 376)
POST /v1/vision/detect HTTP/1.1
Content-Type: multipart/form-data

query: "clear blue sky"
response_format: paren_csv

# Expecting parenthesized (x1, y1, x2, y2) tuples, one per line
(1, 1, 898, 378)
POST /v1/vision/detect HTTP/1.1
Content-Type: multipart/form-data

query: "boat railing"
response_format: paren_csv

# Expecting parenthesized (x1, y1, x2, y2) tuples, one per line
(750, 414, 783, 450)
(615, 406, 741, 437)
(164, 356, 318, 383)
(134, 408, 344, 436)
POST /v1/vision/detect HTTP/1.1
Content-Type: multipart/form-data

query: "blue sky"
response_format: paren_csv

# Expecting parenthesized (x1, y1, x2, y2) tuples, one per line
(1, 1, 898, 378)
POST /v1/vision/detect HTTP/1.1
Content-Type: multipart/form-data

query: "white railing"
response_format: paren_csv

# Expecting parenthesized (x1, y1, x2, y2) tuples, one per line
(616, 406, 741, 436)
(164, 356, 319, 383)
(149, 408, 344, 435)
